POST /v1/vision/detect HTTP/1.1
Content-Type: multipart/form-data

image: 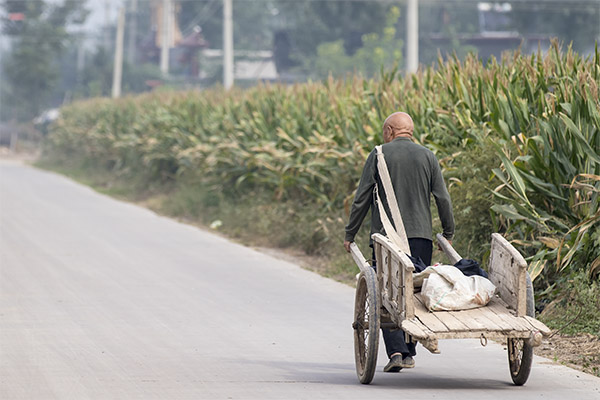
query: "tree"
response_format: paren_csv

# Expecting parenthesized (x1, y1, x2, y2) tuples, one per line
(510, 1, 600, 53)
(0, 0, 88, 122)
(310, 6, 403, 79)
(179, 0, 275, 51)
(274, 1, 390, 73)
(417, 0, 600, 64)
(176, 1, 390, 76)
(73, 45, 162, 99)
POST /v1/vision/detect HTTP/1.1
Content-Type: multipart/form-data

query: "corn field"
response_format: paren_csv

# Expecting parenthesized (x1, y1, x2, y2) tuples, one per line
(47, 42, 600, 284)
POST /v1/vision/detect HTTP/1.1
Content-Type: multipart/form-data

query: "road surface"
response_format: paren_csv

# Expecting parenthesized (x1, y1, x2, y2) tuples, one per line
(1, 159, 599, 399)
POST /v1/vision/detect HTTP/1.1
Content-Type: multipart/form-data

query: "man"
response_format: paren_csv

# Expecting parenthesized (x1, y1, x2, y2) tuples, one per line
(343, 111, 455, 372)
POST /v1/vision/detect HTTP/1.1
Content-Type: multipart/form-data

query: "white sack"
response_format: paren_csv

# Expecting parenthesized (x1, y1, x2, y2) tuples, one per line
(415, 265, 497, 311)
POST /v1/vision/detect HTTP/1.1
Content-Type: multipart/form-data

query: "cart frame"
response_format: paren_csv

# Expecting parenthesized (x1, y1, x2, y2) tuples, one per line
(350, 233, 550, 386)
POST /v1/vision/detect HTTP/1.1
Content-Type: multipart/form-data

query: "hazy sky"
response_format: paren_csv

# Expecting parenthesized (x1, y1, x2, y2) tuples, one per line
(81, 0, 125, 32)
(41, 0, 125, 33)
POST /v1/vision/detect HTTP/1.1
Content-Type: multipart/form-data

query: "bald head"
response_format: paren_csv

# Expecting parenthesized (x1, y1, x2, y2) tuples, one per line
(383, 112, 414, 143)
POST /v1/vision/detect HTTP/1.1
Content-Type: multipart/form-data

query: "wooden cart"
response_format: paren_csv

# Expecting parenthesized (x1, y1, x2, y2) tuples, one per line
(350, 232, 551, 386)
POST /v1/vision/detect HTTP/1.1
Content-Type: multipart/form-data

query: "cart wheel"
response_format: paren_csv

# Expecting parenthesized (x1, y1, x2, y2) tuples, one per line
(353, 267, 380, 384)
(508, 273, 535, 386)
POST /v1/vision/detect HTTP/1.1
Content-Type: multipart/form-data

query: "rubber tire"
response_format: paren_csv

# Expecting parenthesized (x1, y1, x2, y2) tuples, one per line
(508, 273, 535, 386)
(353, 267, 380, 384)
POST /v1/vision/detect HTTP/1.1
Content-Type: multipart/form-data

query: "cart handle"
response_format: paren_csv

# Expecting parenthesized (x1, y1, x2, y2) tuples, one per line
(436, 233, 462, 264)
(349, 242, 372, 274)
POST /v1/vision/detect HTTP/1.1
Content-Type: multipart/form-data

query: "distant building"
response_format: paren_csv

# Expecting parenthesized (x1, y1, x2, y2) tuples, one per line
(201, 50, 278, 82)
(430, 2, 551, 61)
(139, 1, 277, 85)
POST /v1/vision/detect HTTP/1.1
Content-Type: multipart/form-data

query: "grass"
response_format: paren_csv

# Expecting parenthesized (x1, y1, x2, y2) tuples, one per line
(538, 272, 600, 337)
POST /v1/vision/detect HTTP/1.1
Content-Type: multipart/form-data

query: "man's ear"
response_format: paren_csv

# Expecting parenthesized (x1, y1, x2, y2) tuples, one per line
(382, 125, 390, 142)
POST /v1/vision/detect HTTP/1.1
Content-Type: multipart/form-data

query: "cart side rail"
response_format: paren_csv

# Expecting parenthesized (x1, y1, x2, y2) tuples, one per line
(488, 233, 528, 317)
(372, 233, 415, 322)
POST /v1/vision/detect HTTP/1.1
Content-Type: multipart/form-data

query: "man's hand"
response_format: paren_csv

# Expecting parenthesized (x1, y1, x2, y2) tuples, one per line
(344, 240, 353, 253)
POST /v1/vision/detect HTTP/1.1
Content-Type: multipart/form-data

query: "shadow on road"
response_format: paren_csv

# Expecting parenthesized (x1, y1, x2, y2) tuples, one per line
(229, 357, 512, 389)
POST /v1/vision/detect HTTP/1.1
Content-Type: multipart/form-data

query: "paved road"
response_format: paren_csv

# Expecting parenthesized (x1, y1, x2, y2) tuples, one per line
(1, 159, 599, 400)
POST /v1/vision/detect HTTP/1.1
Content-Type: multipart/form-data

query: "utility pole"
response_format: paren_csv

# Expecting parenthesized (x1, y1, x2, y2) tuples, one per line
(104, 0, 111, 50)
(127, 0, 138, 64)
(406, 0, 419, 74)
(223, 0, 234, 89)
(76, 39, 85, 74)
(160, 0, 171, 76)
(76, 36, 85, 90)
(112, 7, 125, 98)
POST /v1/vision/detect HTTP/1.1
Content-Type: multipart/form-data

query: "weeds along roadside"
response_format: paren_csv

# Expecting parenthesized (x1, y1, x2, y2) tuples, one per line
(41, 41, 599, 334)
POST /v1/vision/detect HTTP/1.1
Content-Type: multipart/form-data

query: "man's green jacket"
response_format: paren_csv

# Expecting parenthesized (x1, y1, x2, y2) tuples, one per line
(344, 137, 455, 244)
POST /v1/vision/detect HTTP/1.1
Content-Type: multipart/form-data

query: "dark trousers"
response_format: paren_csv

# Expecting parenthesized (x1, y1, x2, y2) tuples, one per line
(373, 238, 432, 358)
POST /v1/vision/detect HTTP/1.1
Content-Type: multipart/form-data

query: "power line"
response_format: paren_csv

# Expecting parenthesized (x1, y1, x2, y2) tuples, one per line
(2, 0, 599, 3)
(180, 0, 220, 36)
(111, 0, 600, 2)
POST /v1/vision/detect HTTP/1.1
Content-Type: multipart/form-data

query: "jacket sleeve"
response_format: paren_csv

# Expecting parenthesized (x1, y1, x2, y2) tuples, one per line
(430, 156, 455, 240)
(345, 151, 377, 242)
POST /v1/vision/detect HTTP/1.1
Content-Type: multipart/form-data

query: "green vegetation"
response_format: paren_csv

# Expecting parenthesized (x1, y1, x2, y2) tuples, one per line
(4, 1, 599, 123)
(42, 42, 599, 334)
(539, 272, 600, 337)
(311, 7, 403, 80)
(1, 0, 88, 121)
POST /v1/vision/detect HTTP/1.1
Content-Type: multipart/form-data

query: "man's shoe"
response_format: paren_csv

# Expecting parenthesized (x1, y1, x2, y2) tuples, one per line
(383, 355, 415, 372)
(383, 354, 403, 372)
(400, 355, 415, 368)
